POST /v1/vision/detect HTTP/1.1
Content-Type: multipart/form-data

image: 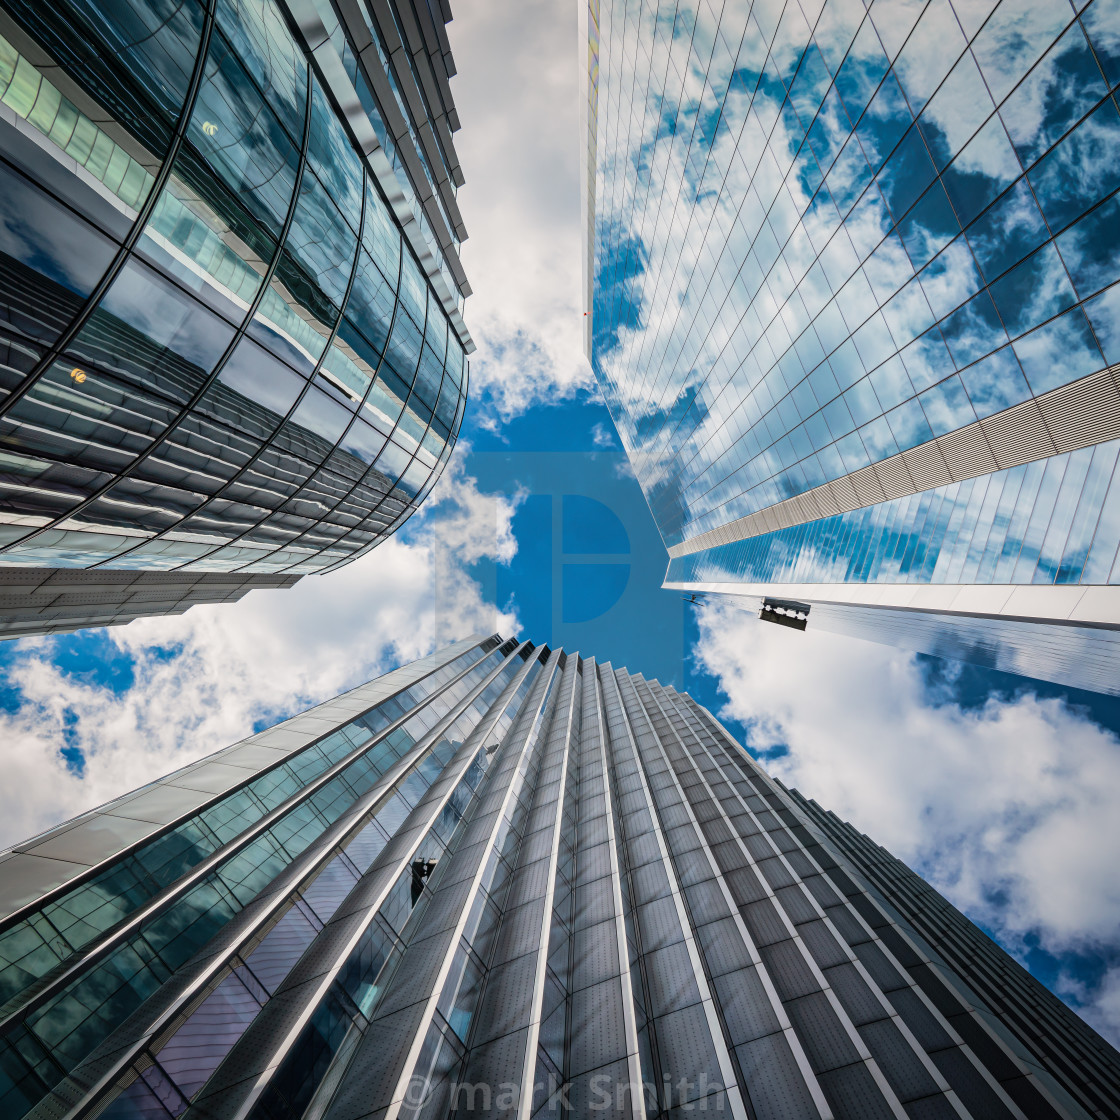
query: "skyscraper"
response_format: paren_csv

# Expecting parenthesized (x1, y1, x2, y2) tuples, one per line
(0, 0, 471, 638)
(1, 634, 1116, 1119)
(583, 0, 1120, 694)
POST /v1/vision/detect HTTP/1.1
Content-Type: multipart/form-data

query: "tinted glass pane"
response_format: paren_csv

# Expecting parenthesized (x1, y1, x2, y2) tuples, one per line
(0, 160, 116, 348)
(1, 359, 177, 475)
(253, 173, 355, 373)
(307, 78, 362, 233)
(346, 251, 396, 355)
(1029, 97, 1120, 231)
(363, 177, 400, 282)
(319, 335, 373, 404)
(289, 386, 351, 446)
(214, 0, 306, 142)
(397, 250, 426, 327)
(384, 310, 422, 384)
(3, 0, 205, 154)
(339, 417, 388, 465)
(211, 337, 303, 426)
(140, 154, 275, 324)
(190, 26, 299, 239)
(72, 258, 236, 406)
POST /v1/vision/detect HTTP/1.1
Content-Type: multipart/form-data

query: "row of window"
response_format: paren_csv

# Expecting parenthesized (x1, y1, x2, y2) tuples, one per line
(0, 641, 511, 1119)
(668, 436, 1120, 589)
(110, 724, 497, 1119)
(592, 0, 1120, 548)
(240, 650, 547, 1120)
(0, 0, 467, 575)
(0, 641, 494, 1013)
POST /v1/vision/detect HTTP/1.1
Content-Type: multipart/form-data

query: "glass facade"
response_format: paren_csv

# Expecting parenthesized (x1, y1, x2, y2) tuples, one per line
(585, 0, 1120, 690)
(1, 634, 1117, 1119)
(0, 0, 471, 634)
(669, 439, 1120, 589)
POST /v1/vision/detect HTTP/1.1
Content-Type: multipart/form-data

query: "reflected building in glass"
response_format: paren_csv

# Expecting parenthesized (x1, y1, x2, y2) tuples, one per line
(584, 0, 1120, 692)
(0, 0, 472, 637)
(0, 634, 1118, 1119)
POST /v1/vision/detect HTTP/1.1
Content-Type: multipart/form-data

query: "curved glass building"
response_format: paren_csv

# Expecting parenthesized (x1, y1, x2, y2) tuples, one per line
(584, 0, 1120, 693)
(0, 0, 472, 636)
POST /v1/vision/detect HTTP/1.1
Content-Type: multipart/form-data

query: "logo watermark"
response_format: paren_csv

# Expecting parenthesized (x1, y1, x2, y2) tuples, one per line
(404, 1071, 725, 1112)
(435, 450, 688, 687)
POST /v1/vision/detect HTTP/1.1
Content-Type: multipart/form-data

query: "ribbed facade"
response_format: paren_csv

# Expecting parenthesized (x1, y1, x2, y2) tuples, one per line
(0, 0, 471, 638)
(583, 0, 1120, 692)
(786, 788, 1120, 1120)
(0, 635, 1117, 1120)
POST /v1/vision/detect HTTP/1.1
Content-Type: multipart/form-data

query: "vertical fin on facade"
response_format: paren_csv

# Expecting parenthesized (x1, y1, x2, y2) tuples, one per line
(0, 639, 1116, 1120)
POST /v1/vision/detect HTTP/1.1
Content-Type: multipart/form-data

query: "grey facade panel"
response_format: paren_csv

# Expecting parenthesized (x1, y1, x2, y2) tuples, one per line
(784, 786, 1120, 1120)
(669, 364, 1120, 559)
(0, 566, 300, 638)
(0, 637, 1115, 1120)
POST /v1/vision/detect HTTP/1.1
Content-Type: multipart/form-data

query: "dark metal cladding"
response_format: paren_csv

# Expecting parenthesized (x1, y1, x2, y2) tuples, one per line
(0, 635, 1115, 1120)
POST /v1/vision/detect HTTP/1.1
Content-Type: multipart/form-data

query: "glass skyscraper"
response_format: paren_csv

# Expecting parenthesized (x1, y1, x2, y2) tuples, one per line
(584, 0, 1120, 693)
(0, 0, 471, 638)
(1, 634, 1117, 1119)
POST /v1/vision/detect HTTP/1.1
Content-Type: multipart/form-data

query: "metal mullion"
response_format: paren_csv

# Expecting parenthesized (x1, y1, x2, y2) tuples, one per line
(610, 670, 833, 1120)
(598, 667, 749, 1120)
(107, 97, 372, 574)
(628, 676, 910, 1118)
(289, 234, 442, 575)
(199, 643, 540, 1120)
(609, 0, 677, 413)
(56, 642, 535, 1120)
(1, 639, 512, 1038)
(0, 0, 219, 427)
(682, 698, 1036, 1120)
(780, 787, 1090, 1120)
(0, 640, 490, 936)
(514, 657, 581, 1120)
(451, 659, 576, 1105)
(0, 636, 487, 942)
(378, 651, 563, 1120)
(229, 127, 415, 575)
(311, 351, 450, 572)
(578, 659, 646, 1120)
(642, 680, 965, 1117)
(560, 660, 583, 1094)
(1, 46, 318, 558)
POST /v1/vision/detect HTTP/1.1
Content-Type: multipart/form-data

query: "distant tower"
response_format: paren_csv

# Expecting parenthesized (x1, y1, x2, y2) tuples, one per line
(0, 634, 1115, 1119)
(0, 0, 471, 637)
(583, 0, 1120, 694)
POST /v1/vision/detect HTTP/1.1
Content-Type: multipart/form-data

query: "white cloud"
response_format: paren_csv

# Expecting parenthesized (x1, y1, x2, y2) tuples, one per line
(591, 421, 616, 448)
(1072, 967, 1120, 1043)
(693, 598, 1120, 1043)
(0, 462, 519, 848)
(448, 1, 595, 420)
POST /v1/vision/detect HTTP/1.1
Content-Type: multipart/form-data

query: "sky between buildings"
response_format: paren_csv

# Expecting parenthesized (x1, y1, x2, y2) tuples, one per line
(0, 0, 1117, 1046)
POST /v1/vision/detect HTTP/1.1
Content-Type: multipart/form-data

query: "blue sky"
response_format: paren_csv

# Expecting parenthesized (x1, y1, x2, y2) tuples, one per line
(0, 0, 1118, 1053)
(457, 376, 1120, 740)
(8, 363, 1120, 1040)
(452, 371, 1120, 1046)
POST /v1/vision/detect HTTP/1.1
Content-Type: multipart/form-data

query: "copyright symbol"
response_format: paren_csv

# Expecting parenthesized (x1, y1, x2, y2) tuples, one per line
(404, 1075, 428, 1106)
